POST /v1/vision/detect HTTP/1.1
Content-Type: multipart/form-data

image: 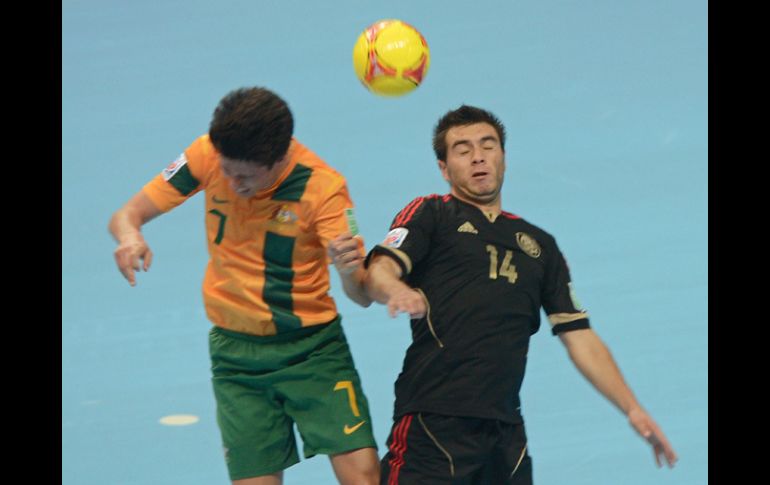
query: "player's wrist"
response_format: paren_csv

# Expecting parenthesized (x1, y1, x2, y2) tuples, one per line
(118, 231, 146, 247)
(624, 404, 646, 418)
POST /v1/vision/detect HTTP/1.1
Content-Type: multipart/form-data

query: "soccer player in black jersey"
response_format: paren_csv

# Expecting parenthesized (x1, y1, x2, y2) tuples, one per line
(333, 105, 678, 484)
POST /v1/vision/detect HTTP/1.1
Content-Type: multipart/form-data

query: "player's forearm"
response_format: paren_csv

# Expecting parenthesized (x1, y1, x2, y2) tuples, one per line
(109, 207, 146, 243)
(109, 191, 161, 243)
(565, 330, 642, 416)
(339, 267, 373, 307)
(363, 258, 410, 305)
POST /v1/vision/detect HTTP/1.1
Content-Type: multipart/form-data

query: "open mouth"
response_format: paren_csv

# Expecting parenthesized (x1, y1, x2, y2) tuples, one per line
(472, 172, 488, 179)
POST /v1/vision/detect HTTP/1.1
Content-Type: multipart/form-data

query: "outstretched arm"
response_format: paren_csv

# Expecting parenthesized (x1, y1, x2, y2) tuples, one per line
(363, 254, 426, 319)
(108, 191, 162, 286)
(558, 328, 678, 468)
(327, 232, 372, 308)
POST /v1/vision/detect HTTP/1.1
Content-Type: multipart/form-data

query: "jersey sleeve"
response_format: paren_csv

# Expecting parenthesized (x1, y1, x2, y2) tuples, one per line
(314, 178, 365, 263)
(541, 237, 591, 335)
(364, 195, 436, 278)
(141, 136, 212, 212)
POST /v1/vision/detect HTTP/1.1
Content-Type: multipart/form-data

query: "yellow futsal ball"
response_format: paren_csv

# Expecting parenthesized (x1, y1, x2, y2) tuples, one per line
(352, 19, 430, 97)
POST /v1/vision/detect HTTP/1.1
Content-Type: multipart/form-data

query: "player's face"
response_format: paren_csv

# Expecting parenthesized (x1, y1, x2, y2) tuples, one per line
(439, 122, 505, 205)
(219, 156, 284, 198)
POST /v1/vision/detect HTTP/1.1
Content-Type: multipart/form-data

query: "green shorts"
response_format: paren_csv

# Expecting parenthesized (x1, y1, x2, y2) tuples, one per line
(209, 316, 377, 480)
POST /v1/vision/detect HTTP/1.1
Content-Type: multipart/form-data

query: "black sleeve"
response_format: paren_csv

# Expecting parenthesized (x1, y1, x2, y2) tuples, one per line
(540, 236, 590, 335)
(364, 195, 436, 278)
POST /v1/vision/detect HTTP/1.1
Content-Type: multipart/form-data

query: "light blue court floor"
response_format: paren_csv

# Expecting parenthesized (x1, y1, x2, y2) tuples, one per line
(63, 1, 708, 483)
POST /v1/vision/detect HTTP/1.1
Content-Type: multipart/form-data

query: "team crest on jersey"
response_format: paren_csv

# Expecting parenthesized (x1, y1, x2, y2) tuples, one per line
(162, 153, 187, 181)
(383, 227, 408, 248)
(516, 232, 541, 258)
(273, 204, 298, 224)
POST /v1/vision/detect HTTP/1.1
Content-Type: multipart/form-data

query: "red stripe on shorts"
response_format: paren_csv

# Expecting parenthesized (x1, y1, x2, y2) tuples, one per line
(388, 414, 414, 485)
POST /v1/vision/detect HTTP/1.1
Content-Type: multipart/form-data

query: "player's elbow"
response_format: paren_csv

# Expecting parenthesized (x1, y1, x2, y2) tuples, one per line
(350, 293, 373, 308)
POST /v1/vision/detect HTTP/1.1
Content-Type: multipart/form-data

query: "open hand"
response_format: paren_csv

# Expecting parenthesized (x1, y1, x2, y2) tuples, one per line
(628, 407, 678, 468)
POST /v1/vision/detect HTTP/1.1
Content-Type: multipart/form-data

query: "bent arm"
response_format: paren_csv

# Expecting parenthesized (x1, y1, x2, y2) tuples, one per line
(364, 255, 425, 318)
(339, 265, 372, 308)
(108, 191, 163, 286)
(364, 255, 406, 303)
(327, 233, 372, 308)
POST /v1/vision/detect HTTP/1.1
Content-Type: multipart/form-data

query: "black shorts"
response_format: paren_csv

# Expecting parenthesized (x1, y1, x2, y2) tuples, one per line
(380, 413, 533, 485)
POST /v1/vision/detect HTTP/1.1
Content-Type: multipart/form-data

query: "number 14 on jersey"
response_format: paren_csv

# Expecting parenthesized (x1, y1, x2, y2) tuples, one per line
(486, 245, 518, 283)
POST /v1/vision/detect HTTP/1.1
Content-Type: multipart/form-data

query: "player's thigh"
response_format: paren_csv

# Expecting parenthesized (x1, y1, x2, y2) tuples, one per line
(382, 413, 528, 485)
(480, 421, 532, 485)
(209, 328, 300, 479)
(277, 320, 377, 458)
(381, 413, 468, 485)
(504, 422, 533, 485)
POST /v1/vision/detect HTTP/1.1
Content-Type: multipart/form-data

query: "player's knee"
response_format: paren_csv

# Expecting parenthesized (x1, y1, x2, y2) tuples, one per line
(359, 457, 380, 483)
(350, 465, 379, 485)
(331, 448, 380, 485)
(352, 454, 380, 482)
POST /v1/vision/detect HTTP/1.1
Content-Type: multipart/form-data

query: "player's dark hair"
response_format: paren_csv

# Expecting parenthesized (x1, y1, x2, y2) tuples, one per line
(209, 87, 294, 168)
(432, 105, 506, 161)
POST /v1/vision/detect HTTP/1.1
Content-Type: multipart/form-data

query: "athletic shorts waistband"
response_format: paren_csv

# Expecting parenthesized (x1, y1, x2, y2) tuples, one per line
(211, 316, 340, 344)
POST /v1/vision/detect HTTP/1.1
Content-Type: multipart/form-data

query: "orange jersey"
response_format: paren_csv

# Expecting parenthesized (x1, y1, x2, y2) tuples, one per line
(142, 135, 362, 336)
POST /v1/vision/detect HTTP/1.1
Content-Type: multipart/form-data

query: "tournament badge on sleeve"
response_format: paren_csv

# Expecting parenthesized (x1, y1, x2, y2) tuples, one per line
(162, 153, 188, 181)
(345, 208, 359, 236)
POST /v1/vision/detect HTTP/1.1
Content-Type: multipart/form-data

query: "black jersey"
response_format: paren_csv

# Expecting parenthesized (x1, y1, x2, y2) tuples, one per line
(366, 194, 590, 424)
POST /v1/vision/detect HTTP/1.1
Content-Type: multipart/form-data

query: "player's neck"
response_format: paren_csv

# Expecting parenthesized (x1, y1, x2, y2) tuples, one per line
(452, 191, 502, 221)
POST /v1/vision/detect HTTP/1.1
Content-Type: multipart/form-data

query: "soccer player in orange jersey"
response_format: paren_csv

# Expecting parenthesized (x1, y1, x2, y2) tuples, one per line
(109, 87, 378, 485)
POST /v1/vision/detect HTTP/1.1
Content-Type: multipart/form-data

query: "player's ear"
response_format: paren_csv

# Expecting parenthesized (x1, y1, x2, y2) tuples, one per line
(438, 159, 450, 182)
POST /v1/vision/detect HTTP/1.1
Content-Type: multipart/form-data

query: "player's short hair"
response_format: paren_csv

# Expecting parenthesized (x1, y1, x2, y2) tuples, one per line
(432, 105, 506, 161)
(209, 87, 294, 167)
